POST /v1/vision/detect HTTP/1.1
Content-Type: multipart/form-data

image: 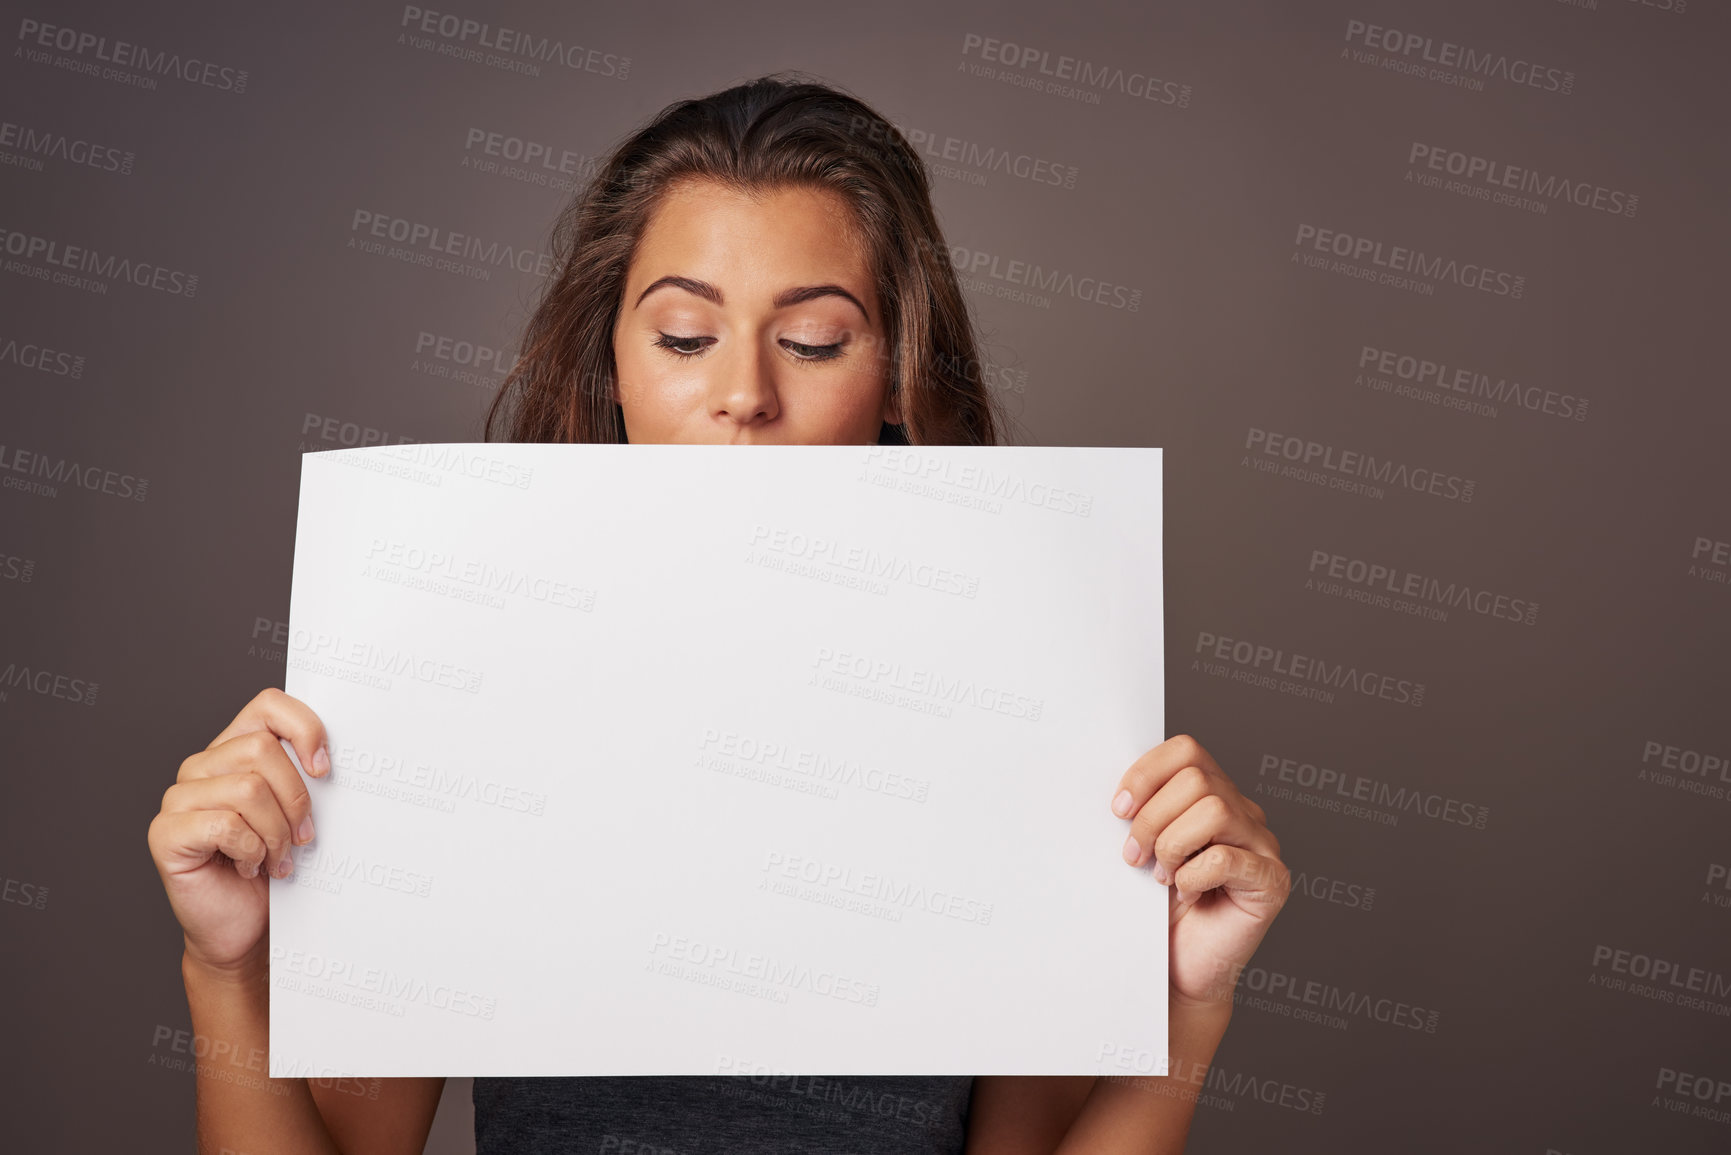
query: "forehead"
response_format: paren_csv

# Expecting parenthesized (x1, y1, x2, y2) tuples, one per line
(632, 178, 873, 287)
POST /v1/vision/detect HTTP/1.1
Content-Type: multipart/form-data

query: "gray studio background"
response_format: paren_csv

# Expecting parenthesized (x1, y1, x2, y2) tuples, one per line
(3, 0, 1728, 1151)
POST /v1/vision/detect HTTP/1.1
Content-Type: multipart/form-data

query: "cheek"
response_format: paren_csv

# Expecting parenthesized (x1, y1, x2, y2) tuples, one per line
(612, 341, 678, 414)
(611, 342, 642, 409)
(798, 372, 890, 439)
(833, 357, 891, 417)
(829, 377, 887, 420)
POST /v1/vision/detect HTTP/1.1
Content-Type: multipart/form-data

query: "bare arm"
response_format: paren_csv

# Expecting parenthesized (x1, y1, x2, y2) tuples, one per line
(967, 734, 1287, 1154)
(183, 948, 445, 1154)
(1054, 999, 1232, 1154)
(181, 947, 340, 1154)
(152, 689, 446, 1154)
(964, 1001, 1231, 1155)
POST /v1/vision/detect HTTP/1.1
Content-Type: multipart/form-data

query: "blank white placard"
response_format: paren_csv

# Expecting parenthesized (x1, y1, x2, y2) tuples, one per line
(270, 443, 1165, 1078)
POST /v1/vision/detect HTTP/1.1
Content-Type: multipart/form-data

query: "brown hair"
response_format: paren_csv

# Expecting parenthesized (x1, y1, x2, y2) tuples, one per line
(484, 72, 1004, 447)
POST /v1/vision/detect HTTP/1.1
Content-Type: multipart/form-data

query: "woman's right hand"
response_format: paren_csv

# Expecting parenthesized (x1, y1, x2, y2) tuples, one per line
(147, 687, 329, 974)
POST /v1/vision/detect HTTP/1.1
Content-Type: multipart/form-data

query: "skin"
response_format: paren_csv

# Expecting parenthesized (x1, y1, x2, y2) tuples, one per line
(147, 177, 1289, 1155)
(610, 179, 900, 445)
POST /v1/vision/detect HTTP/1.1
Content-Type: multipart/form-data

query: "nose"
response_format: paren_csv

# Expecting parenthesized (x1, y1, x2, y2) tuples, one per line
(708, 337, 779, 428)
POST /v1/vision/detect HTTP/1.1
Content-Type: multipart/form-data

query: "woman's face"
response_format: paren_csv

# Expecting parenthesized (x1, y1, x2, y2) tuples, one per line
(611, 178, 900, 445)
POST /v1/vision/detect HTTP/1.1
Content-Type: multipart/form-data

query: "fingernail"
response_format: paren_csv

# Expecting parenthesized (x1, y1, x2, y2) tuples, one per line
(1121, 834, 1140, 864)
(1153, 861, 1172, 886)
(276, 853, 294, 878)
(1111, 789, 1132, 817)
(297, 816, 315, 844)
(313, 745, 330, 776)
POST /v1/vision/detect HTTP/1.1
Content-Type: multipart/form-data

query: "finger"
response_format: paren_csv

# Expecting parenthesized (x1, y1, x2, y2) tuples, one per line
(1120, 764, 1212, 869)
(161, 773, 300, 878)
(179, 728, 316, 851)
(1110, 734, 1222, 820)
(1150, 794, 1279, 885)
(205, 687, 331, 780)
(1170, 843, 1291, 911)
(149, 809, 273, 880)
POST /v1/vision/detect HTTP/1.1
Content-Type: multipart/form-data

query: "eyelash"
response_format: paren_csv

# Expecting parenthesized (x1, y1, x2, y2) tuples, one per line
(653, 333, 845, 363)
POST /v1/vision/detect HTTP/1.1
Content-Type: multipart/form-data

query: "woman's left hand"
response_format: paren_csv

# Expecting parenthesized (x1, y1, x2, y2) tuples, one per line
(1110, 734, 1291, 1010)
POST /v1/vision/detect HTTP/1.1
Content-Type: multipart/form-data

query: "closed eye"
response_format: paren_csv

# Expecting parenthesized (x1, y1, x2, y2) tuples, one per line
(653, 333, 712, 357)
(652, 333, 845, 362)
(783, 339, 844, 362)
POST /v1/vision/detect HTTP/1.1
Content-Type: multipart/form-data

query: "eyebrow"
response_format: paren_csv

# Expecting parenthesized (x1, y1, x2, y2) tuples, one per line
(633, 275, 870, 323)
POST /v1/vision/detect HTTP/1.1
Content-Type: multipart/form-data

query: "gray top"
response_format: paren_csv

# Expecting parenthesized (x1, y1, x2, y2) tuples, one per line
(472, 1074, 974, 1153)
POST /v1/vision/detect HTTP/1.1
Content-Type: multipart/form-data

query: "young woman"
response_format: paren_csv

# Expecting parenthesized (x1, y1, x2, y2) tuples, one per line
(148, 74, 1290, 1154)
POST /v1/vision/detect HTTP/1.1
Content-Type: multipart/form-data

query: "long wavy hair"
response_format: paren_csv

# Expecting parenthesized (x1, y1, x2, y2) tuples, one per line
(484, 73, 1003, 447)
